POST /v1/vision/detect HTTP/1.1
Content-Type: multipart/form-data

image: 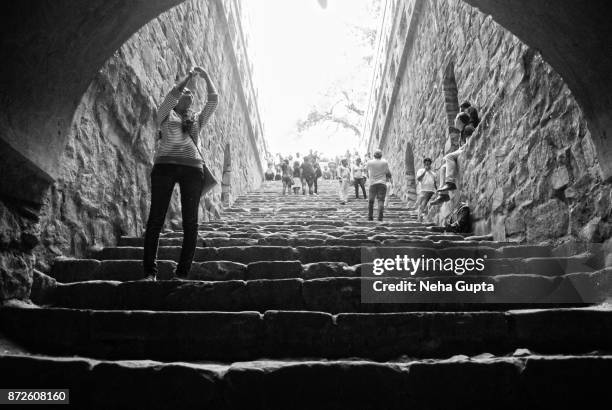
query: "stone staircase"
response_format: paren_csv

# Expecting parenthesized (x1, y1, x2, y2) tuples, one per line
(1, 179, 611, 409)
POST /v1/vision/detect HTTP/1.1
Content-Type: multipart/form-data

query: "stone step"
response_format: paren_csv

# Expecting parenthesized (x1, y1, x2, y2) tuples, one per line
(3, 354, 609, 409)
(118, 236, 498, 247)
(2, 306, 611, 362)
(36, 270, 611, 311)
(91, 245, 588, 269)
(198, 220, 434, 228)
(49, 254, 601, 284)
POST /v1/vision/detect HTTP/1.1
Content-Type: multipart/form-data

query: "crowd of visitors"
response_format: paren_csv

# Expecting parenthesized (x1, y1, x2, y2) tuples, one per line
(267, 150, 324, 196)
(263, 102, 479, 226)
(266, 148, 393, 221)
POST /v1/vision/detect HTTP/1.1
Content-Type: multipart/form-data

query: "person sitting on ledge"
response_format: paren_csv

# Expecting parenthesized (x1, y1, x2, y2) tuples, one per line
(430, 201, 471, 233)
(460, 100, 480, 128)
(430, 112, 475, 205)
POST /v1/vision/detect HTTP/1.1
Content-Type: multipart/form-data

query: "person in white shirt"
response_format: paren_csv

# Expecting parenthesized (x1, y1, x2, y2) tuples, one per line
(337, 158, 351, 204)
(352, 157, 367, 199)
(415, 157, 437, 221)
(366, 149, 391, 221)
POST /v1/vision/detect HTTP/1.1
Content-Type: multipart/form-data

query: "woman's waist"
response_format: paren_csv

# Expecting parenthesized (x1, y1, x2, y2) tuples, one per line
(154, 155, 203, 169)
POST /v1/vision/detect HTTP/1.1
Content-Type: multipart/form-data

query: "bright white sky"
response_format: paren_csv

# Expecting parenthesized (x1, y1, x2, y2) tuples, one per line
(244, 0, 381, 159)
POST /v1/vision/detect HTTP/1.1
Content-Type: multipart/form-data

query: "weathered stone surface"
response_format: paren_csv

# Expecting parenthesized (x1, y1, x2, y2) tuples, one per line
(491, 274, 560, 303)
(500, 245, 551, 259)
(50, 259, 101, 282)
(189, 261, 247, 281)
(367, 0, 608, 245)
(511, 308, 612, 352)
(165, 281, 249, 311)
(30, 270, 57, 306)
(246, 279, 304, 311)
(0, 253, 34, 300)
(302, 278, 362, 313)
(522, 254, 597, 276)
(3, 354, 612, 409)
(0, 0, 265, 300)
(263, 310, 335, 357)
(216, 247, 298, 264)
(54, 281, 124, 310)
(302, 262, 351, 279)
(525, 200, 570, 242)
(97, 260, 176, 281)
(246, 261, 303, 280)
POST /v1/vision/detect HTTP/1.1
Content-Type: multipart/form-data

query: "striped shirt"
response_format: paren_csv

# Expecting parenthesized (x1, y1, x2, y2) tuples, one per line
(154, 88, 218, 168)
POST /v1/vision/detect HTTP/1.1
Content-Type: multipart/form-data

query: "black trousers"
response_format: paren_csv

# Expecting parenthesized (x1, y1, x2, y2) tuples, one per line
(354, 177, 367, 198)
(302, 174, 315, 194)
(368, 183, 387, 221)
(143, 164, 204, 277)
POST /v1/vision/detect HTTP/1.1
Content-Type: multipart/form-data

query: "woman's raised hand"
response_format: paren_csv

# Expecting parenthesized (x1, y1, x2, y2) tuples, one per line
(193, 66, 208, 77)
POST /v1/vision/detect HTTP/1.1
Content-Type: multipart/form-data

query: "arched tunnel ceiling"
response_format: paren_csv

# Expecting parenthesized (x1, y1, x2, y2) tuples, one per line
(463, 0, 612, 179)
(0, 0, 186, 201)
(1, 0, 612, 204)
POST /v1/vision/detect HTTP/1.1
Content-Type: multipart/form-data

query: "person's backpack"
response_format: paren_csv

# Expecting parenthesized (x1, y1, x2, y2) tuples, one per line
(445, 203, 470, 233)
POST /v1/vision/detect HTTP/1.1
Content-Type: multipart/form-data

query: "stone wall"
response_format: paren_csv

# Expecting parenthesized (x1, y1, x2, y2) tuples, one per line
(0, 0, 265, 301)
(366, 0, 610, 249)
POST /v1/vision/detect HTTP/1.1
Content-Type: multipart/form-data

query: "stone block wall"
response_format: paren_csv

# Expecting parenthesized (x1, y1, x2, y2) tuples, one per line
(0, 0, 265, 300)
(366, 0, 610, 248)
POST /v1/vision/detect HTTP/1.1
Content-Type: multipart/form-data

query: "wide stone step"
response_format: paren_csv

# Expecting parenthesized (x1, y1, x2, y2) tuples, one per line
(50, 259, 177, 282)
(119, 236, 491, 247)
(2, 306, 611, 362)
(119, 235, 508, 248)
(92, 245, 588, 269)
(2, 354, 609, 410)
(36, 270, 611, 311)
(48, 253, 604, 285)
(199, 220, 433, 228)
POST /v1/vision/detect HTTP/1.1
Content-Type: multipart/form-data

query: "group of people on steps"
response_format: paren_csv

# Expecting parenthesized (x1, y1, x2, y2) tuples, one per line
(142, 65, 478, 280)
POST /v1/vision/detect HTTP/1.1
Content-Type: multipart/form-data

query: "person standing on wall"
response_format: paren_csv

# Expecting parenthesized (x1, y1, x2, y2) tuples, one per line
(143, 66, 218, 280)
(366, 149, 391, 221)
(415, 157, 437, 221)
